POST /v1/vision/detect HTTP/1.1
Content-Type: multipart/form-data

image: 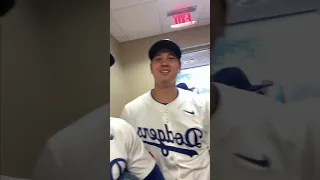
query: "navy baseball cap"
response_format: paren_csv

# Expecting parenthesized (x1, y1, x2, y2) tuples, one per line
(110, 54, 115, 67)
(148, 39, 182, 60)
(212, 67, 271, 92)
(176, 83, 192, 91)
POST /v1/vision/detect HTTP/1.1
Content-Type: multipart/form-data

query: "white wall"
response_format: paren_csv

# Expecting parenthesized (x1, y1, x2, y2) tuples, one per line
(110, 36, 129, 117)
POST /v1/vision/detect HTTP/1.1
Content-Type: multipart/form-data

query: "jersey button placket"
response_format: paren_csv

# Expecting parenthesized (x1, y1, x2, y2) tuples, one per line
(164, 108, 178, 172)
(164, 109, 169, 123)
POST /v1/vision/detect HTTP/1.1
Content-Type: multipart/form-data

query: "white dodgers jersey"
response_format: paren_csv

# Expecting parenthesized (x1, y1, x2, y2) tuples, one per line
(110, 117, 156, 180)
(211, 83, 307, 180)
(121, 88, 210, 180)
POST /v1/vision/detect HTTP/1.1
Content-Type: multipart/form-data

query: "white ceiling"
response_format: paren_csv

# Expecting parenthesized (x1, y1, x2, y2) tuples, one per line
(110, 0, 210, 42)
(111, 0, 319, 43)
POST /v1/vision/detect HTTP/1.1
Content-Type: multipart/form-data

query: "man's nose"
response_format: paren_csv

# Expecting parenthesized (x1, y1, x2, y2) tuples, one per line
(160, 59, 169, 66)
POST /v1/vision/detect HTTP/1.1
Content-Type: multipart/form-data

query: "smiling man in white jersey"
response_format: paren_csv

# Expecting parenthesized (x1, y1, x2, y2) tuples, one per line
(33, 54, 164, 180)
(121, 40, 210, 180)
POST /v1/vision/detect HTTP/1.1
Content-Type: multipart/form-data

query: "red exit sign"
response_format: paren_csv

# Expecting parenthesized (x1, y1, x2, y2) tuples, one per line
(173, 12, 192, 24)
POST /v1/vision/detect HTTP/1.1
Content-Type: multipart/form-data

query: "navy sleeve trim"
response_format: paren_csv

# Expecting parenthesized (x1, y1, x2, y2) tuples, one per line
(144, 164, 165, 180)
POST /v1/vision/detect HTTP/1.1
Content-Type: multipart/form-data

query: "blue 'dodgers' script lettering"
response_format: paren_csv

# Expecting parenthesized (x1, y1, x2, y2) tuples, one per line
(137, 124, 203, 157)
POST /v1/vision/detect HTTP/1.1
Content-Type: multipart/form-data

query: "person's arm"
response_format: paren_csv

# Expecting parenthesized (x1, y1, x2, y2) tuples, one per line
(33, 141, 63, 180)
(124, 121, 165, 180)
(120, 107, 128, 120)
(120, 106, 133, 125)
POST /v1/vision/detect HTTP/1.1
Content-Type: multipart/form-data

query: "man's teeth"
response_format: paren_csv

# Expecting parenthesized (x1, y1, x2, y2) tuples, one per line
(161, 71, 169, 73)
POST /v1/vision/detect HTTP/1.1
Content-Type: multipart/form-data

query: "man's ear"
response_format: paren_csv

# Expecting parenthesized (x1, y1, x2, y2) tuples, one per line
(150, 63, 153, 74)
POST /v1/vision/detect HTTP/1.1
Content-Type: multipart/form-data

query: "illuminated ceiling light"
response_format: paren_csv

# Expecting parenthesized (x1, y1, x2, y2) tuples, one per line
(171, 21, 197, 29)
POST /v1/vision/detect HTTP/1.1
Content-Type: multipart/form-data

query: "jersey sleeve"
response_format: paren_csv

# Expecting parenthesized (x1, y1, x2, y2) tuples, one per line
(120, 107, 128, 120)
(120, 106, 133, 125)
(123, 122, 161, 179)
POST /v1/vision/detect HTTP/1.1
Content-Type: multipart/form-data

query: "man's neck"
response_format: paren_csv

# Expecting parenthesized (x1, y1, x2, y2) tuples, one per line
(152, 85, 178, 104)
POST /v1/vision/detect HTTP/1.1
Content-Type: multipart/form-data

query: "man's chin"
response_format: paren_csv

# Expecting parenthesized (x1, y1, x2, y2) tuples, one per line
(156, 78, 175, 87)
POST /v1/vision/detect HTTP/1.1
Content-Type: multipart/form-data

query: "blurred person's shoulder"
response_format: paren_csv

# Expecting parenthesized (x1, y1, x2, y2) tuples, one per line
(285, 98, 320, 179)
(34, 104, 110, 179)
(46, 104, 109, 155)
(179, 88, 207, 102)
(214, 83, 284, 111)
(197, 91, 210, 105)
(212, 83, 307, 178)
(285, 98, 320, 132)
(213, 83, 306, 145)
(123, 91, 152, 111)
(110, 117, 135, 135)
(214, 82, 296, 121)
(175, 89, 210, 116)
(286, 97, 320, 113)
